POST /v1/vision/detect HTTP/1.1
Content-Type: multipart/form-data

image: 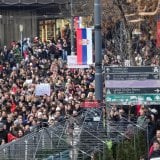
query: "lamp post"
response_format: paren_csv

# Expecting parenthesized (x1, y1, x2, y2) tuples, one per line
(70, 0, 75, 55)
(19, 24, 23, 56)
(94, 0, 103, 101)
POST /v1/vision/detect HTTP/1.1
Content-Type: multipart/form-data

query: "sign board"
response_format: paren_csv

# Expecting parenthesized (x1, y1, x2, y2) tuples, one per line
(105, 66, 160, 105)
(105, 80, 160, 88)
(80, 100, 100, 108)
(106, 88, 160, 94)
(35, 83, 51, 96)
(105, 73, 159, 80)
(67, 55, 90, 68)
(105, 66, 159, 74)
(106, 94, 160, 105)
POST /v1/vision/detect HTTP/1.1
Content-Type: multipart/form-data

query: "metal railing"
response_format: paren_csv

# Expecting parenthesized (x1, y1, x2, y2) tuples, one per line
(0, 108, 146, 160)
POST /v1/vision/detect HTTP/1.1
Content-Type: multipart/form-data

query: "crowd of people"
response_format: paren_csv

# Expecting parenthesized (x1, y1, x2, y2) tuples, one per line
(0, 28, 96, 145)
(0, 17, 160, 160)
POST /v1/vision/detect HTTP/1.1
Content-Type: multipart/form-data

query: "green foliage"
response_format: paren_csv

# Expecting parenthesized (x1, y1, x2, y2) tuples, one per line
(95, 131, 147, 160)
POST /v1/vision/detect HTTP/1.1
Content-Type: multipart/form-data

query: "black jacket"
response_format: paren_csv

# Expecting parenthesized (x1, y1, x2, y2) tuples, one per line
(0, 130, 8, 143)
(149, 150, 160, 159)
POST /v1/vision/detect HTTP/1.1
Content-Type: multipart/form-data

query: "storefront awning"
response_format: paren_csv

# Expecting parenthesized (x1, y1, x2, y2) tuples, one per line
(0, 0, 91, 17)
(0, 0, 68, 5)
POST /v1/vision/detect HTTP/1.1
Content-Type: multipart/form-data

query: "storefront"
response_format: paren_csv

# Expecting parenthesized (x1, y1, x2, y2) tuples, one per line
(0, 0, 68, 46)
(38, 19, 70, 42)
(0, 1, 94, 46)
(38, 16, 93, 42)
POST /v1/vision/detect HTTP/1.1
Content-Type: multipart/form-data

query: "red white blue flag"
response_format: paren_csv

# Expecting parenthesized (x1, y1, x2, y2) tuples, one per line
(76, 28, 93, 65)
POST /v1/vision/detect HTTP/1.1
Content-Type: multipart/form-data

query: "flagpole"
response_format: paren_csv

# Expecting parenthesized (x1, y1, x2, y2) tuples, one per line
(70, 0, 75, 55)
(94, 0, 103, 101)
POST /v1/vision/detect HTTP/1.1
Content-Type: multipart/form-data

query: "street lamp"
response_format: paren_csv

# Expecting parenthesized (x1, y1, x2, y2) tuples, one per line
(19, 24, 23, 56)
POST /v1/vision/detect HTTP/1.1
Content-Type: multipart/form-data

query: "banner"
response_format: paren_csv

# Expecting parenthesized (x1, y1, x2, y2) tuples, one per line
(67, 55, 89, 68)
(76, 28, 93, 65)
(35, 83, 51, 96)
(80, 100, 100, 108)
(157, 21, 160, 47)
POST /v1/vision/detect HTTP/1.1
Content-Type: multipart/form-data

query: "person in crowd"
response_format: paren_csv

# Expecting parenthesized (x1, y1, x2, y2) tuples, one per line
(149, 130, 160, 154)
(135, 53, 143, 66)
(0, 122, 8, 144)
(109, 105, 120, 121)
(62, 38, 69, 61)
(137, 106, 149, 128)
(149, 140, 160, 159)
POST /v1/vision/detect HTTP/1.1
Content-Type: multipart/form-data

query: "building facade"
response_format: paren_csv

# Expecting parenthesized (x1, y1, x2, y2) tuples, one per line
(0, 0, 69, 46)
(0, 0, 93, 46)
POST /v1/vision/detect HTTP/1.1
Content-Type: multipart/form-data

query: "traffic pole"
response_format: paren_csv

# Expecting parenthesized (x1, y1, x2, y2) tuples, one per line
(94, 0, 103, 101)
(70, 0, 75, 55)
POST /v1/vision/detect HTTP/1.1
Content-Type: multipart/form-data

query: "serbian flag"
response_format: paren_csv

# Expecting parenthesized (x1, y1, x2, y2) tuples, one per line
(77, 28, 93, 65)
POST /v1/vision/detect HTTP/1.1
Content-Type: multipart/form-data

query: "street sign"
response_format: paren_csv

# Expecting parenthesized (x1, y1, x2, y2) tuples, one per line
(105, 66, 160, 105)
(105, 73, 159, 80)
(105, 80, 160, 88)
(106, 88, 160, 94)
(106, 94, 160, 105)
(105, 66, 159, 74)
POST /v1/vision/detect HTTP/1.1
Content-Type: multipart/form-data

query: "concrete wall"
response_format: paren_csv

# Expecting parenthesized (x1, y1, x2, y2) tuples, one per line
(0, 10, 37, 47)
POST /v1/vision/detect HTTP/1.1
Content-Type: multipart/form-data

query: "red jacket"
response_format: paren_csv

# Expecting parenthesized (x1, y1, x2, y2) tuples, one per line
(7, 133, 17, 142)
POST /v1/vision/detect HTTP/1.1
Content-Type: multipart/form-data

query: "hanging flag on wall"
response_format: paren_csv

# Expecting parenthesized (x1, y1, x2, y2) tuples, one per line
(76, 28, 93, 65)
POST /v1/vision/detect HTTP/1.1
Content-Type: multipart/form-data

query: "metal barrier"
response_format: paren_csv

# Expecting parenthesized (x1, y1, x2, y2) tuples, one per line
(0, 108, 146, 160)
(0, 120, 70, 160)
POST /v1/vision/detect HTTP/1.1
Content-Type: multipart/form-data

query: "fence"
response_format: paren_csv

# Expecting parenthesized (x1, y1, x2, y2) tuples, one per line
(0, 108, 147, 160)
